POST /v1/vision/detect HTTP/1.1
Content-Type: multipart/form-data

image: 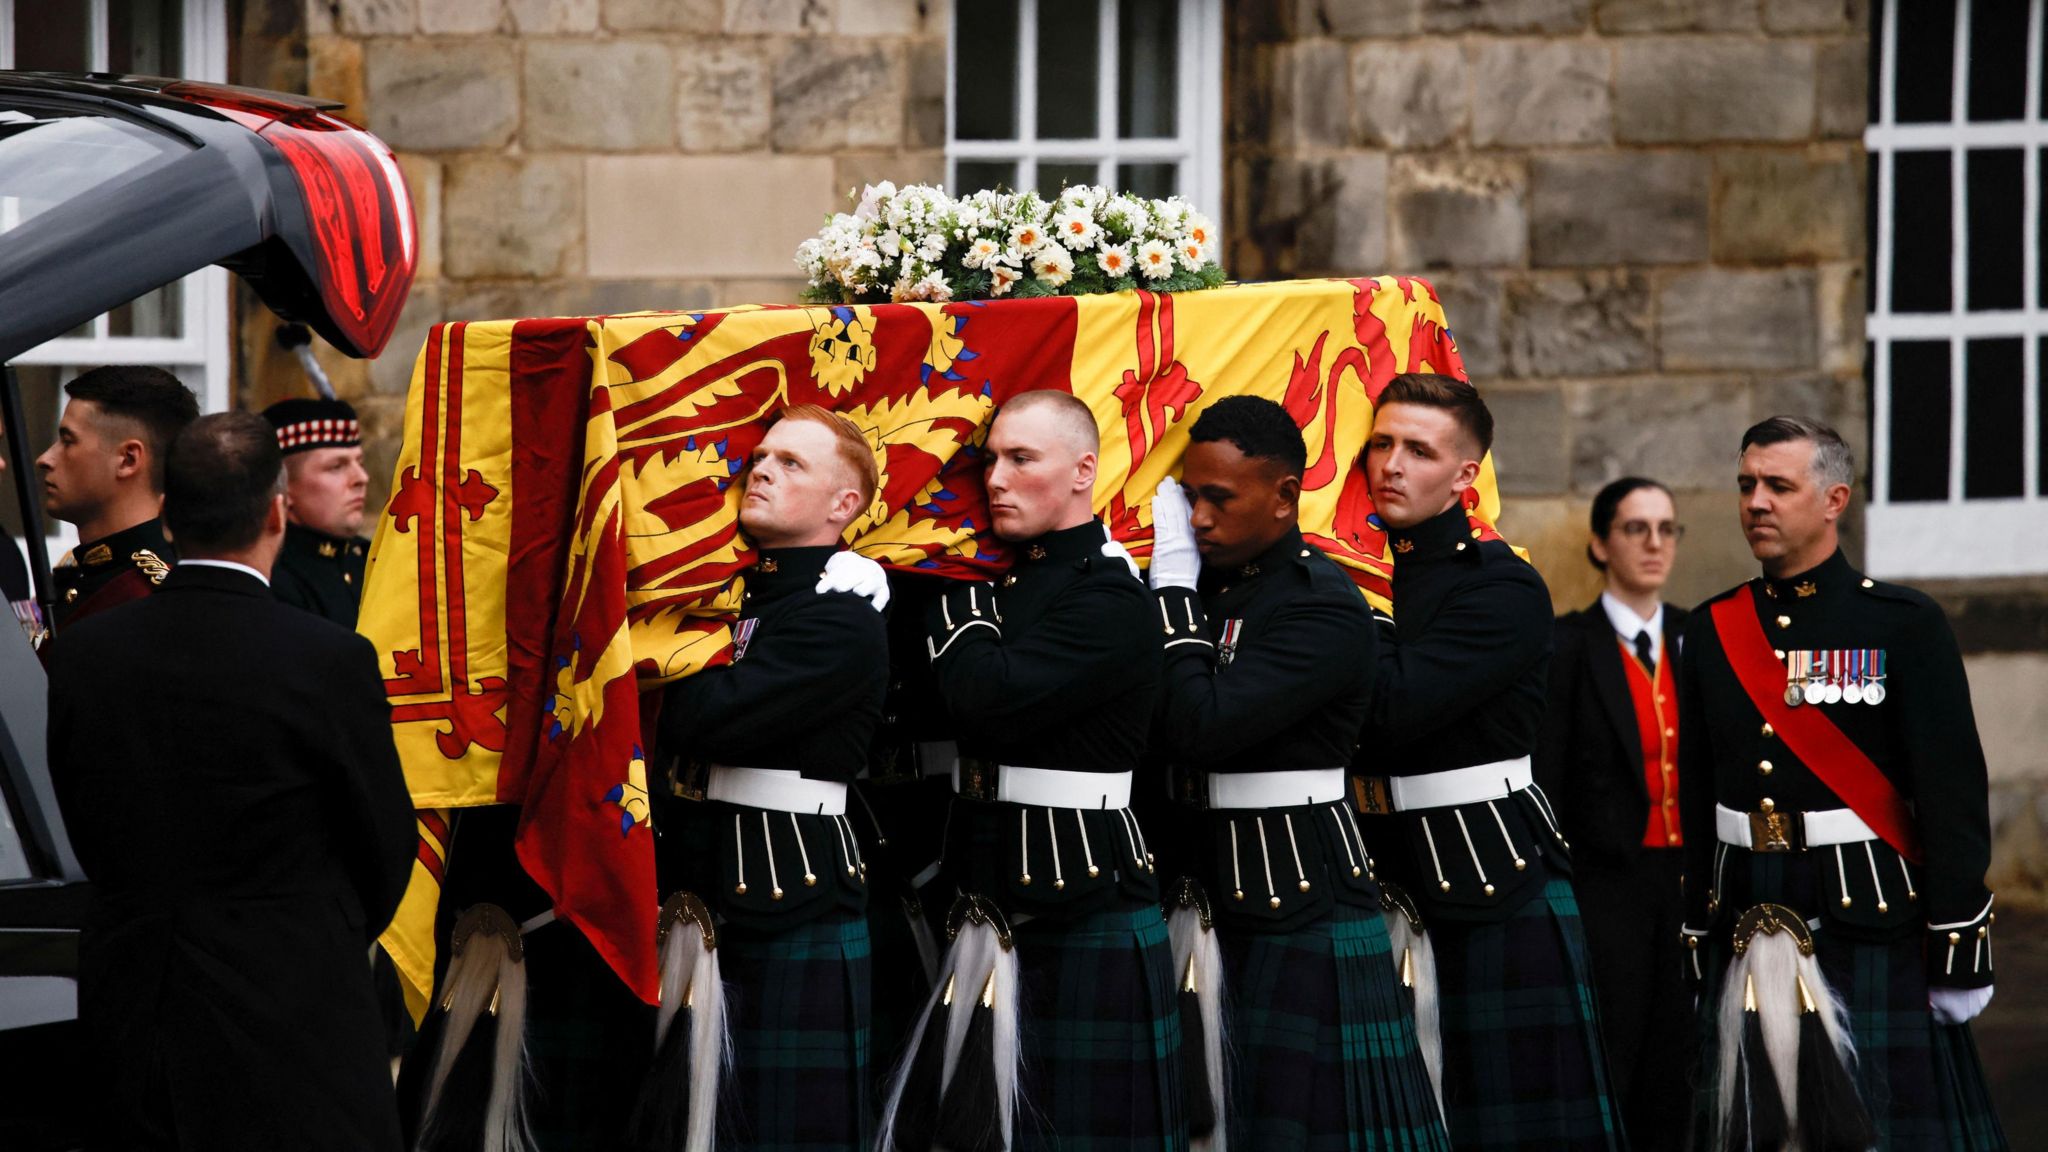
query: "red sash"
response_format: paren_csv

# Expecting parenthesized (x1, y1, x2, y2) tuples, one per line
(1709, 592, 1923, 863)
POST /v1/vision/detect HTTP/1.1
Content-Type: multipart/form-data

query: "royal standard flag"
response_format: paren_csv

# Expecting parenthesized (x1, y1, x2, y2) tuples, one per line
(360, 276, 1499, 1009)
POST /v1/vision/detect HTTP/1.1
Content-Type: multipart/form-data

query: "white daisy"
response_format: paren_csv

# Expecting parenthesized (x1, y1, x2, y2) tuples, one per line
(1137, 239, 1176, 280)
(1097, 243, 1133, 278)
(1033, 244, 1075, 287)
(1053, 207, 1101, 250)
(989, 264, 1022, 296)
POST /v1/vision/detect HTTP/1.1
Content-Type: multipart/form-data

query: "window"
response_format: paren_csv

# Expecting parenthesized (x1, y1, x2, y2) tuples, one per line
(1865, 0, 2048, 578)
(947, 0, 1223, 212)
(0, 0, 229, 563)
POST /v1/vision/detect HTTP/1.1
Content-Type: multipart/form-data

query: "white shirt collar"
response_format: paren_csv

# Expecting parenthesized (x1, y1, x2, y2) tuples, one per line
(178, 558, 271, 587)
(1600, 591, 1663, 664)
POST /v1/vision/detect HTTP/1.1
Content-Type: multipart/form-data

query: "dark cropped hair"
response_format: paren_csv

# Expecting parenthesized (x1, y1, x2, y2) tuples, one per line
(1188, 395, 1308, 479)
(1377, 373, 1493, 457)
(1586, 476, 1673, 571)
(64, 365, 201, 493)
(1740, 415, 1856, 490)
(164, 412, 285, 554)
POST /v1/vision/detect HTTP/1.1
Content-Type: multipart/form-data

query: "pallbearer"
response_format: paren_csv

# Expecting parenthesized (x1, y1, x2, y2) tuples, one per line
(1679, 417, 2005, 1150)
(1149, 396, 1448, 1151)
(879, 389, 1184, 1151)
(638, 404, 893, 1150)
(1351, 373, 1622, 1150)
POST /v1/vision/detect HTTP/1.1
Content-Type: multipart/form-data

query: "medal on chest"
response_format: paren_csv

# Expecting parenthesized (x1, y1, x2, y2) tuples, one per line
(1783, 648, 1886, 707)
(733, 617, 760, 661)
(1217, 618, 1244, 667)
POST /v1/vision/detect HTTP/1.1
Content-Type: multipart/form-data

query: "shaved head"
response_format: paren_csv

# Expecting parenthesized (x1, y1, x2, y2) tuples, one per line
(995, 390, 1099, 457)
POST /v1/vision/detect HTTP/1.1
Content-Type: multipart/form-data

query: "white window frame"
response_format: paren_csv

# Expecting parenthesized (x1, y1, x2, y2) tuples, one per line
(946, 0, 1225, 221)
(0, 0, 231, 562)
(1865, 0, 2048, 578)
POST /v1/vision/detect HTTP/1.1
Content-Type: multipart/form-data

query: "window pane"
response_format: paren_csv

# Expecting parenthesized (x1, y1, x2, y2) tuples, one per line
(1038, 161, 1100, 196)
(1037, 0, 1100, 139)
(1116, 161, 1177, 199)
(0, 110, 184, 233)
(0, 367, 65, 546)
(1964, 338, 2024, 498)
(1118, 0, 1178, 138)
(108, 280, 183, 339)
(955, 1, 1020, 141)
(14, 2, 92, 71)
(955, 160, 1018, 194)
(1967, 149, 2023, 311)
(1870, 0, 1886, 124)
(1894, 0, 1958, 124)
(1890, 150, 1952, 313)
(1888, 340, 1952, 502)
(108, 0, 184, 76)
(1967, 0, 2027, 121)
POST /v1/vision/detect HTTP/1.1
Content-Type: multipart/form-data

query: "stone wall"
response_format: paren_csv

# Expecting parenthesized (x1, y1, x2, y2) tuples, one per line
(231, 0, 947, 506)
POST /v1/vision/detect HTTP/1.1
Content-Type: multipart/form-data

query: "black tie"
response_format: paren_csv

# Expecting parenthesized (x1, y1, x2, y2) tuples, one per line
(1635, 629, 1656, 676)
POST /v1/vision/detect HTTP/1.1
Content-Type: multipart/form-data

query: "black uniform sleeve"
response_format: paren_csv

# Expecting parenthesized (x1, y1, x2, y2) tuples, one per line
(661, 594, 886, 764)
(324, 633, 417, 940)
(1889, 596, 1996, 986)
(1367, 565, 1551, 744)
(1676, 608, 1720, 932)
(43, 640, 100, 877)
(1153, 586, 1375, 761)
(928, 577, 1151, 742)
(1532, 618, 1582, 800)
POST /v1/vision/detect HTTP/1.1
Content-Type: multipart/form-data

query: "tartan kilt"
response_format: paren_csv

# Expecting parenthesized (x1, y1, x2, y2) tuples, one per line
(1689, 853, 2009, 1151)
(1220, 903, 1452, 1152)
(1432, 876, 1623, 1151)
(718, 910, 873, 1152)
(1012, 900, 1188, 1152)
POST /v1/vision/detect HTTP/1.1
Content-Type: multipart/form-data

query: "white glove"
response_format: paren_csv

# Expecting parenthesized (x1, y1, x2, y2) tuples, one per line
(1100, 530, 1140, 580)
(1148, 479, 1199, 590)
(1930, 984, 1993, 1025)
(817, 550, 890, 612)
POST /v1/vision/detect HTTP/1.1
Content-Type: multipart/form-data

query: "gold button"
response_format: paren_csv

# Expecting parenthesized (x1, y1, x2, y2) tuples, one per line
(1269, 896, 1281, 908)
(1761, 723, 1775, 738)
(1758, 760, 1773, 776)
(1759, 797, 1775, 813)
(1687, 935, 1699, 950)
(1775, 649, 1786, 660)
(1776, 615, 1792, 629)
(1877, 901, 1889, 913)
(64, 588, 78, 603)
(1665, 727, 1676, 738)
(1667, 833, 1679, 844)
(1655, 694, 1666, 705)
(1979, 925, 1989, 938)
(1862, 578, 1874, 588)
(1663, 796, 1676, 807)
(343, 573, 353, 584)
(1439, 880, 1451, 892)
(1483, 883, 1496, 896)
(1840, 896, 1852, 908)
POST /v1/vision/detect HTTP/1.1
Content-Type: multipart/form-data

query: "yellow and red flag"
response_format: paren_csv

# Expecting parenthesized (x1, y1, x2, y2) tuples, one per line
(360, 276, 1495, 1009)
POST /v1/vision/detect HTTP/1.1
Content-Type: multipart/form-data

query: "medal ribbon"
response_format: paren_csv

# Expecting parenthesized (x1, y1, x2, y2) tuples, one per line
(1711, 593, 1923, 862)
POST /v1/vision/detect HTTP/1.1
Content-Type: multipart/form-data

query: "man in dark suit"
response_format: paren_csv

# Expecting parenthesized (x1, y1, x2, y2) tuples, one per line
(46, 411, 415, 1151)
(1535, 476, 1690, 1151)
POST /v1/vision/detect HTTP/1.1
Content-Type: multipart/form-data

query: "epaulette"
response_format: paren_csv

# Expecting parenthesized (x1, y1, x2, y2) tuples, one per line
(131, 549, 171, 585)
(1854, 575, 1930, 608)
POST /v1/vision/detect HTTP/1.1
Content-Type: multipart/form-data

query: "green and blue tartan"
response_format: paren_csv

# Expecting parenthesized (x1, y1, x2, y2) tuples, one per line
(1011, 900, 1189, 1151)
(1220, 903, 1452, 1152)
(1689, 852, 2008, 1151)
(1432, 877, 1624, 1150)
(718, 910, 873, 1152)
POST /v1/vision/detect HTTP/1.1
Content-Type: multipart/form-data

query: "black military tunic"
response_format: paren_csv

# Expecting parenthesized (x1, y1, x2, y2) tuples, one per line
(52, 517, 173, 632)
(1353, 502, 1620, 1151)
(272, 523, 369, 627)
(1677, 548, 2002, 1147)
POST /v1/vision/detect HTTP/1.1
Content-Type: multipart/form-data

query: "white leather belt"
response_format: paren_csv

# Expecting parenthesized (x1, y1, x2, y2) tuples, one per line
(1715, 803, 1875, 850)
(917, 741, 959, 778)
(1206, 768, 1347, 810)
(953, 764, 1133, 810)
(707, 766, 848, 815)
(1370, 756, 1533, 812)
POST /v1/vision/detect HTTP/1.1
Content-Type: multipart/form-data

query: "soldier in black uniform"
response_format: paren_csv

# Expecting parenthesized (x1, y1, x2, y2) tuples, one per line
(34, 365, 198, 638)
(878, 390, 1184, 1151)
(644, 403, 891, 1150)
(1351, 373, 1621, 1150)
(1148, 396, 1447, 1151)
(262, 397, 371, 626)
(1678, 416, 2004, 1149)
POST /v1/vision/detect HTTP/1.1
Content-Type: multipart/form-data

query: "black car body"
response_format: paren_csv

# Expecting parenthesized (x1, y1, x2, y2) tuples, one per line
(0, 71, 415, 1150)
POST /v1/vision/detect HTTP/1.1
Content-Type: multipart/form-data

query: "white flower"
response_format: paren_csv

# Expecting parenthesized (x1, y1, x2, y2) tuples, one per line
(989, 264, 1022, 296)
(1032, 244, 1075, 287)
(1097, 243, 1133, 278)
(853, 181, 895, 220)
(1009, 221, 1048, 251)
(963, 236, 1001, 269)
(918, 232, 947, 261)
(1182, 211, 1215, 250)
(1179, 237, 1207, 271)
(1052, 207, 1101, 250)
(917, 270, 953, 301)
(1137, 239, 1176, 280)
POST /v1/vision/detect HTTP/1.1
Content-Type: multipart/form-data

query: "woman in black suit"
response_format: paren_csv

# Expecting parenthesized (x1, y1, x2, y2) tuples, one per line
(1535, 476, 1691, 1151)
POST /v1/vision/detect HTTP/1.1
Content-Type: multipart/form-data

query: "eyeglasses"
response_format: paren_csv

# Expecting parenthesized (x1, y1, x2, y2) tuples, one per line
(1616, 520, 1685, 542)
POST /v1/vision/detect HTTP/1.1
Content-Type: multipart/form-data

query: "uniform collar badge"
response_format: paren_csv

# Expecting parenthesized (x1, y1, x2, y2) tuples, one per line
(1795, 581, 1818, 598)
(1392, 538, 1415, 555)
(81, 543, 113, 566)
(756, 556, 779, 574)
(319, 540, 339, 558)
(1026, 544, 1048, 561)
(132, 550, 170, 585)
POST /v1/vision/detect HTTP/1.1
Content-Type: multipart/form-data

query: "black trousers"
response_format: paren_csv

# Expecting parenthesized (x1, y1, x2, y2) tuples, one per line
(1575, 846, 1691, 1152)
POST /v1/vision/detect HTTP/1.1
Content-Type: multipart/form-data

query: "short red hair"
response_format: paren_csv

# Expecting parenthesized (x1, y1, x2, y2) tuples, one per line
(772, 404, 879, 509)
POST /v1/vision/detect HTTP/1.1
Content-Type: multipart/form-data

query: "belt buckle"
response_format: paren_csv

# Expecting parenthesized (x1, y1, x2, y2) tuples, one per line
(956, 757, 997, 802)
(1174, 766, 1210, 808)
(870, 744, 917, 786)
(1748, 810, 1797, 853)
(669, 758, 709, 802)
(1353, 775, 1393, 816)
